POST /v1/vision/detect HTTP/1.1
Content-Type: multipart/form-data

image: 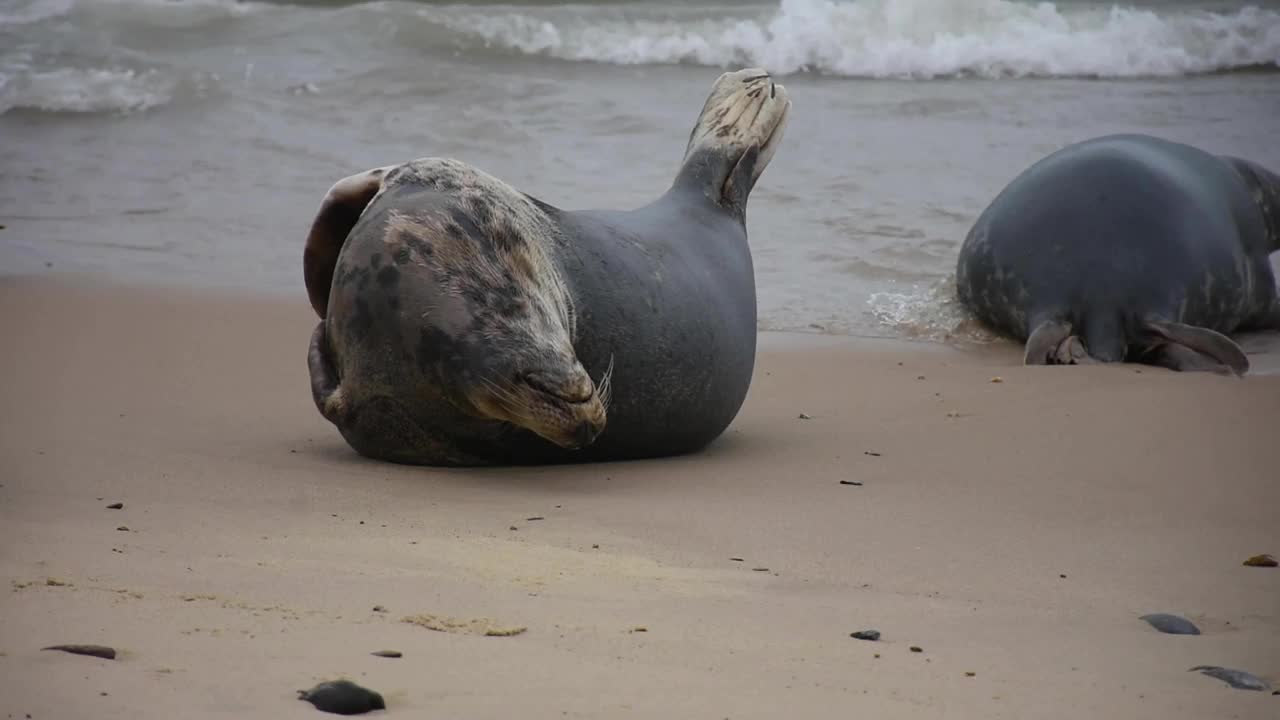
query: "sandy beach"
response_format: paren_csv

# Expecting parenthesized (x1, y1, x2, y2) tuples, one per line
(0, 274, 1277, 719)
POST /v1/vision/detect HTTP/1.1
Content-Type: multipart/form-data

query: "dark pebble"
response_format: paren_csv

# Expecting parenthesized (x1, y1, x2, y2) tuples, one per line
(752, 567, 770, 572)
(1243, 554, 1278, 568)
(909, 646, 923, 653)
(1189, 666, 1271, 691)
(42, 644, 116, 660)
(370, 650, 401, 658)
(371, 605, 386, 613)
(797, 413, 812, 420)
(106, 503, 124, 510)
(729, 557, 744, 562)
(850, 630, 881, 641)
(116, 526, 129, 532)
(526, 516, 544, 522)
(298, 680, 386, 715)
(863, 451, 881, 457)
(1140, 613, 1201, 635)
(839, 480, 863, 486)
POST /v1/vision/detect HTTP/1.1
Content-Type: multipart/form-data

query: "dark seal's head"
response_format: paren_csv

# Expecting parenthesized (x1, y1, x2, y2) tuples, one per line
(672, 68, 791, 218)
(306, 159, 609, 451)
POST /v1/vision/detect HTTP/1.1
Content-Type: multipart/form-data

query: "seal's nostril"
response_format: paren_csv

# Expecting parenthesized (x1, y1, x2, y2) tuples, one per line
(770, 82, 776, 99)
(573, 421, 598, 447)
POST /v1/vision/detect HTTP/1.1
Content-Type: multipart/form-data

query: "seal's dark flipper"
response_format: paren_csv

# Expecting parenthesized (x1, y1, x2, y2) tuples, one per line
(1143, 321, 1249, 376)
(1024, 319, 1073, 365)
(304, 167, 390, 318)
(308, 321, 345, 423)
(1140, 343, 1235, 375)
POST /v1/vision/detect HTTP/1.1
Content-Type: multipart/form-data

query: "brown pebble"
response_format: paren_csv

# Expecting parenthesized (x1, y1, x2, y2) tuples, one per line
(839, 480, 863, 486)
(729, 557, 744, 562)
(990, 376, 1003, 383)
(1059, 573, 1067, 579)
(873, 653, 881, 659)
(965, 671, 976, 677)
(509, 526, 518, 531)
(916, 375, 926, 380)
(42, 644, 116, 660)
(909, 646, 923, 653)
(1243, 554, 1277, 568)
(631, 627, 647, 633)
(863, 451, 881, 457)
(752, 567, 770, 572)
(526, 516, 544, 522)
(372, 605, 386, 613)
(116, 526, 129, 532)
(106, 502, 123, 510)
(591, 544, 599, 549)
(797, 413, 813, 420)
(370, 650, 402, 658)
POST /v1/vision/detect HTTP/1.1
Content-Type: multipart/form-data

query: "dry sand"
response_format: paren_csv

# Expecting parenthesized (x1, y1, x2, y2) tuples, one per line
(1, 275, 1278, 719)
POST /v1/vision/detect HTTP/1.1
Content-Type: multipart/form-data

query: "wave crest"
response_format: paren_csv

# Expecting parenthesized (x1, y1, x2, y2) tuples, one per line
(422, 0, 1280, 79)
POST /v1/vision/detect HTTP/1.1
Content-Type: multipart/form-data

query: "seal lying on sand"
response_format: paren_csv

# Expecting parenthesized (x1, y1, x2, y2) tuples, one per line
(956, 133, 1280, 375)
(303, 68, 791, 466)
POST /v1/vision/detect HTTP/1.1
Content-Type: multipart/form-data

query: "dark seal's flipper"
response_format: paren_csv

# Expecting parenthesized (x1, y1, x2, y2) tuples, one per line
(307, 321, 345, 423)
(1142, 320, 1249, 376)
(303, 166, 393, 318)
(1025, 319, 1074, 365)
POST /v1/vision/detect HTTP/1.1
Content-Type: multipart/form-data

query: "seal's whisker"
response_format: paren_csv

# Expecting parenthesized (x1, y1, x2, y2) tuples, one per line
(597, 354, 616, 411)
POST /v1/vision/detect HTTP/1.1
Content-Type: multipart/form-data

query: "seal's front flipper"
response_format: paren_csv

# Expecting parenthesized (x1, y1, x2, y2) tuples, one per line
(308, 321, 346, 423)
(304, 166, 394, 318)
(1024, 319, 1093, 365)
(1142, 320, 1249, 376)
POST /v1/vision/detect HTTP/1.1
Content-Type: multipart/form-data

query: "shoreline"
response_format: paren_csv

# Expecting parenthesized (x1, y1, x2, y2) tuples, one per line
(1, 275, 1278, 719)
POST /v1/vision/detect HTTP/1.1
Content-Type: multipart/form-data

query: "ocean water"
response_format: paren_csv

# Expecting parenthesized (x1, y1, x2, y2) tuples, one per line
(1, 0, 1278, 343)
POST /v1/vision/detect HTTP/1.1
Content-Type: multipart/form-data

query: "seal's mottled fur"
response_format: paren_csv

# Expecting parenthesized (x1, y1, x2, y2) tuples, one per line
(304, 69, 791, 465)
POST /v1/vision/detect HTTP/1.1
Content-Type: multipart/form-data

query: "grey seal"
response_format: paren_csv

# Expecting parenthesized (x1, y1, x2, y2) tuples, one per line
(956, 134, 1280, 374)
(303, 68, 790, 466)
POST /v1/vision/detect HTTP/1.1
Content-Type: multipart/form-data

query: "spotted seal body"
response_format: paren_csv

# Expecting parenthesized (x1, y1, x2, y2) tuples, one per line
(303, 69, 790, 466)
(956, 134, 1280, 375)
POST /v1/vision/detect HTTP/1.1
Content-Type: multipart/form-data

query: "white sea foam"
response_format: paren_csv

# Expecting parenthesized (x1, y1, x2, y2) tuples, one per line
(0, 67, 176, 114)
(425, 0, 1280, 78)
(867, 275, 998, 342)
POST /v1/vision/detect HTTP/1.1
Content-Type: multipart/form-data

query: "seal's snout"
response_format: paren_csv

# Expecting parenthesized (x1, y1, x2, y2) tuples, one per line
(472, 360, 608, 450)
(523, 368, 594, 404)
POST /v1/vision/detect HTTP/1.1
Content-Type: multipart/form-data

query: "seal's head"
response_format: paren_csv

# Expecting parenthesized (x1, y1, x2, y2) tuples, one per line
(307, 159, 609, 450)
(675, 67, 791, 215)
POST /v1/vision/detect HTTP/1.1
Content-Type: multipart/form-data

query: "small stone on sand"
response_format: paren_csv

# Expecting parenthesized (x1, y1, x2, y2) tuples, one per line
(1140, 613, 1200, 635)
(909, 646, 923, 653)
(1242, 554, 1277, 567)
(42, 644, 116, 660)
(370, 650, 401, 658)
(849, 630, 881, 641)
(298, 679, 386, 714)
(1190, 666, 1271, 691)
(106, 502, 123, 510)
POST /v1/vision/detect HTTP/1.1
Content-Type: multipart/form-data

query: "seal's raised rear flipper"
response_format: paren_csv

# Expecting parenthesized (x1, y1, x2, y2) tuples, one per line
(1142, 320, 1249, 376)
(304, 166, 393, 318)
(1024, 319, 1073, 365)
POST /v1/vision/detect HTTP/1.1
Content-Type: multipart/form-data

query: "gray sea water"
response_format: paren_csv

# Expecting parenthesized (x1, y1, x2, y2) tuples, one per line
(1, 0, 1278, 342)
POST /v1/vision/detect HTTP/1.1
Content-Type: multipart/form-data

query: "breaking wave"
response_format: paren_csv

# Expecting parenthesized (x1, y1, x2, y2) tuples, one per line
(421, 0, 1280, 79)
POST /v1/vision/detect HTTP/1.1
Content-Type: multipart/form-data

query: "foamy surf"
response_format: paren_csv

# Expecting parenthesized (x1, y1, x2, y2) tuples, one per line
(420, 0, 1280, 78)
(0, 68, 176, 115)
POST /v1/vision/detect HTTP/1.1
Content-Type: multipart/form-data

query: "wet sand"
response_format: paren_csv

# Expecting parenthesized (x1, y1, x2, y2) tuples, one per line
(1, 275, 1277, 719)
